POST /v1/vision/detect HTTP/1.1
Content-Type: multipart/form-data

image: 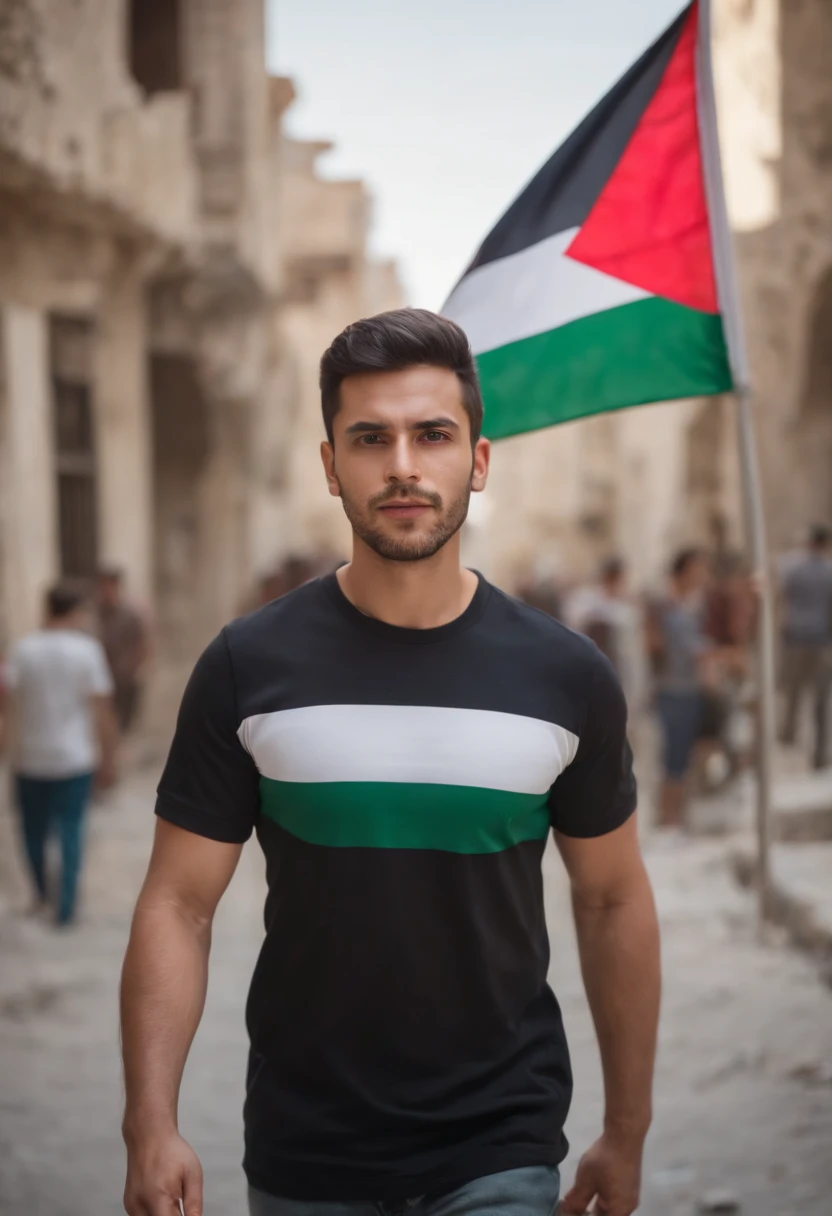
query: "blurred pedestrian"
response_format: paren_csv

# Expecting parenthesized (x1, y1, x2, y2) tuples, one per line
(0, 583, 118, 926)
(515, 569, 564, 620)
(703, 551, 758, 779)
(566, 557, 648, 716)
(646, 548, 714, 827)
(777, 523, 832, 769)
(97, 566, 151, 736)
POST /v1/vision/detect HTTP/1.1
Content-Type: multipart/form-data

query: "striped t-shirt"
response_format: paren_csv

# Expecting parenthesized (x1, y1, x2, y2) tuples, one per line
(156, 572, 636, 1202)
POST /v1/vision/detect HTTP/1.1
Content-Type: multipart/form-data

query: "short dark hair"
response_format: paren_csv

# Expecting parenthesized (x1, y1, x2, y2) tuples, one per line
(319, 308, 483, 445)
(46, 582, 87, 620)
(670, 547, 704, 579)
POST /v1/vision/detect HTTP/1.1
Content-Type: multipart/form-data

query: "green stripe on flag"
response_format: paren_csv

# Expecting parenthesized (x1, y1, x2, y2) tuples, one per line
(259, 777, 550, 853)
(476, 296, 733, 441)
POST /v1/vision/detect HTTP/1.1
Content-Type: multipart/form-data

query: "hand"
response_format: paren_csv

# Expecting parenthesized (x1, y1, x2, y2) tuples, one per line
(124, 1129, 203, 1216)
(96, 759, 118, 791)
(560, 1131, 643, 1216)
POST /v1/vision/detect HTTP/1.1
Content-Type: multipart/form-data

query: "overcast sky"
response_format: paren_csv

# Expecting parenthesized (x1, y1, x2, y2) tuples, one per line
(266, 0, 686, 310)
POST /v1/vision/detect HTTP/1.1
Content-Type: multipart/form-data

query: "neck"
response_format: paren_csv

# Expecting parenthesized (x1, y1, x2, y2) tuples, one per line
(337, 534, 478, 629)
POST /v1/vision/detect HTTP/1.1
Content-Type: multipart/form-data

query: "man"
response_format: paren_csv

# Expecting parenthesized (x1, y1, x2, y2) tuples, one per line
(1, 583, 118, 925)
(646, 548, 714, 827)
(566, 557, 648, 717)
(778, 524, 832, 769)
(121, 310, 660, 1216)
(97, 566, 151, 735)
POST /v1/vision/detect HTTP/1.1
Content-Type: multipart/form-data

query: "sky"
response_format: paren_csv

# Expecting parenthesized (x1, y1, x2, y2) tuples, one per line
(266, 0, 687, 310)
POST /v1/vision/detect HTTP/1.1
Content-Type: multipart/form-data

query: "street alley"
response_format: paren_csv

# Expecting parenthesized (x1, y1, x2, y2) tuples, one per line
(0, 767, 831, 1216)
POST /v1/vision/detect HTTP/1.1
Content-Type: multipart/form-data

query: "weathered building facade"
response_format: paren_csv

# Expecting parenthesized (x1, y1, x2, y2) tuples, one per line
(272, 79, 403, 564)
(0, 3, 401, 676)
(484, 0, 832, 592)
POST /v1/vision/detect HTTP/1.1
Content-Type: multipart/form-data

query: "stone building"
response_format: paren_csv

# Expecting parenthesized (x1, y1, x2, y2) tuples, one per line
(271, 77, 403, 564)
(0, 3, 401, 678)
(483, 0, 832, 593)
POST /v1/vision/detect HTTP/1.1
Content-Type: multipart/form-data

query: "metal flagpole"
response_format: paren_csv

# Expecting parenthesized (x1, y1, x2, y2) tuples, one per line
(696, 0, 776, 924)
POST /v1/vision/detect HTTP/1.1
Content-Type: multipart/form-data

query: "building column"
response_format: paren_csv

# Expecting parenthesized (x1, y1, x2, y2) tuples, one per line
(193, 393, 251, 640)
(0, 305, 58, 642)
(93, 264, 153, 604)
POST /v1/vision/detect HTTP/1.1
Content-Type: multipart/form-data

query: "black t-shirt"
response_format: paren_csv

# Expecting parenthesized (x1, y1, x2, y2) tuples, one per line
(156, 573, 636, 1201)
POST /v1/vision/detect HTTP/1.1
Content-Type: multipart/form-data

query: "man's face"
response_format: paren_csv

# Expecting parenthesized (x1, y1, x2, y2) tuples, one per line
(321, 366, 490, 563)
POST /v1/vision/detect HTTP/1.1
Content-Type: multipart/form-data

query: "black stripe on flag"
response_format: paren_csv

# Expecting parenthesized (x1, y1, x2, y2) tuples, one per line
(466, 3, 691, 274)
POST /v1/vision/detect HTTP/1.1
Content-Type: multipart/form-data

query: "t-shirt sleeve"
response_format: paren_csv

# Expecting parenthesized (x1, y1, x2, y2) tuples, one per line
(548, 652, 637, 838)
(155, 629, 260, 844)
(86, 640, 115, 696)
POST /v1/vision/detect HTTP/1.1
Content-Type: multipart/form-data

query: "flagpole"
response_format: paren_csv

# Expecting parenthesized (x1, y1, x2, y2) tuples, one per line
(696, 0, 776, 925)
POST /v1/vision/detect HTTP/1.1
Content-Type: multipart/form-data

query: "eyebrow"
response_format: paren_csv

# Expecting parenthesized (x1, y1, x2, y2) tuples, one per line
(344, 417, 460, 435)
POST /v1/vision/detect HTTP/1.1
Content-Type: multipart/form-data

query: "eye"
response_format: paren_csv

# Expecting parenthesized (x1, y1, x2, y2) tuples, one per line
(422, 430, 449, 443)
(359, 434, 383, 445)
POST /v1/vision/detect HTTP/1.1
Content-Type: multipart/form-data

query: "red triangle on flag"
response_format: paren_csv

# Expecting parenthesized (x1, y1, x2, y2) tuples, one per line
(565, 1, 719, 315)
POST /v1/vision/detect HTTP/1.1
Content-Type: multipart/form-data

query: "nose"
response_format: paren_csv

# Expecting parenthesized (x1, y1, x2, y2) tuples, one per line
(385, 433, 420, 485)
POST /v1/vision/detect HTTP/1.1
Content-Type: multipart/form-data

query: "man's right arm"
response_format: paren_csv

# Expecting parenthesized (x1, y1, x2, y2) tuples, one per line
(122, 629, 259, 1216)
(121, 819, 242, 1216)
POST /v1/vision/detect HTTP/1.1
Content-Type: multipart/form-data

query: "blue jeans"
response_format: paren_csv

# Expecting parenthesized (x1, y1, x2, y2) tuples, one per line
(248, 1166, 559, 1216)
(656, 690, 702, 780)
(15, 772, 94, 924)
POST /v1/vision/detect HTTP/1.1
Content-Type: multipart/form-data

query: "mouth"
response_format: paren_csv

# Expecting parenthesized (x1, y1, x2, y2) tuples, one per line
(378, 501, 433, 519)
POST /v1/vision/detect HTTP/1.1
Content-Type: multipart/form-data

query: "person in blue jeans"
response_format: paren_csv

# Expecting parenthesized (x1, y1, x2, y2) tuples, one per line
(647, 549, 715, 828)
(1, 583, 118, 925)
(121, 311, 660, 1216)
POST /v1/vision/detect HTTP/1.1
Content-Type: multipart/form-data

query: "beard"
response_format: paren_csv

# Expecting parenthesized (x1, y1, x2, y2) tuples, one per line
(340, 479, 472, 562)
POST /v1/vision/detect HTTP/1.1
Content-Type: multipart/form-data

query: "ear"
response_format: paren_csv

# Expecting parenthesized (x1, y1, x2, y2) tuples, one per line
(471, 437, 491, 493)
(321, 441, 341, 498)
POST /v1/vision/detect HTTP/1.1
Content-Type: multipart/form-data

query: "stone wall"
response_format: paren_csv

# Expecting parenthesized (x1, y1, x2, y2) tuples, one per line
(0, 4, 405, 665)
(258, 112, 405, 569)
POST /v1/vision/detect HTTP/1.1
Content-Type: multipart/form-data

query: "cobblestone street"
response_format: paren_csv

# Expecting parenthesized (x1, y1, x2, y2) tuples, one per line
(1, 766, 831, 1216)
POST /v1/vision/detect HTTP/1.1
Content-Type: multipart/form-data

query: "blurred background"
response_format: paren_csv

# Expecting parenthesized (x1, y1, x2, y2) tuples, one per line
(0, 1, 831, 1214)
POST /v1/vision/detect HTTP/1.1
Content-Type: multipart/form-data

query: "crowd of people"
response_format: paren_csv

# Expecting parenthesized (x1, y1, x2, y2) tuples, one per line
(517, 523, 832, 830)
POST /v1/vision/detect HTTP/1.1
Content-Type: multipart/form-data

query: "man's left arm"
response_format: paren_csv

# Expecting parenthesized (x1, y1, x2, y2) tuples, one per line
(549, 655, 659, 1216)
(556, 816, 660, 1216)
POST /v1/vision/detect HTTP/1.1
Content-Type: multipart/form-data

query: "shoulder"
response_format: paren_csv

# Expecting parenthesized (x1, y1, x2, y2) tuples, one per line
(224, 577, 327, 648)
(486, 583, 624, 716)
(72, 631, 107, 658)
(9, 632, 47, 666)
(486, 583, 610, 669)
(68, 633, 110, 676)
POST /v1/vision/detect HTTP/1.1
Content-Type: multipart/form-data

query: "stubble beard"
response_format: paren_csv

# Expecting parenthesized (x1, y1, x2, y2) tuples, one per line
(341, 481, 472, 563)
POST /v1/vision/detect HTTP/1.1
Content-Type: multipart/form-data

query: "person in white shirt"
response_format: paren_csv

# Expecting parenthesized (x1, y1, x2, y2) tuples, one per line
(1, 583, 118, 925)
(565, 557, 648, 717)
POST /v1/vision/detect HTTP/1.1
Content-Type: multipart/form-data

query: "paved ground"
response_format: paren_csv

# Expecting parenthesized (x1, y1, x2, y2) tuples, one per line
(1, 767, 831, 1216)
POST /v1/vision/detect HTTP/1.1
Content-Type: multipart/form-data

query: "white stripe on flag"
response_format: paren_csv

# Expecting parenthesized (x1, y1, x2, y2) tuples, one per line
(239, 703, 579, 794)
(443, 228, 651, 356)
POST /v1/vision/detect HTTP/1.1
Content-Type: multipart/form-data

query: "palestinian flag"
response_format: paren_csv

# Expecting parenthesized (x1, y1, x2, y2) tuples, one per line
(442, 0, 736, 441)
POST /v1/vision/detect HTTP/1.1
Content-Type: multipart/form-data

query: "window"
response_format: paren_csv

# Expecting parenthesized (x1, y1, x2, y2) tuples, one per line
(50, 317, 98, 579)
(129, 0, 183, 95)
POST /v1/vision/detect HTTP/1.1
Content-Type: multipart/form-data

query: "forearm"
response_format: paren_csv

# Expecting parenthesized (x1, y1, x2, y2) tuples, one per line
(572, 869, 660, 1139)
(120, 894, 211, 1141)
(95, 698, 119, 762)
